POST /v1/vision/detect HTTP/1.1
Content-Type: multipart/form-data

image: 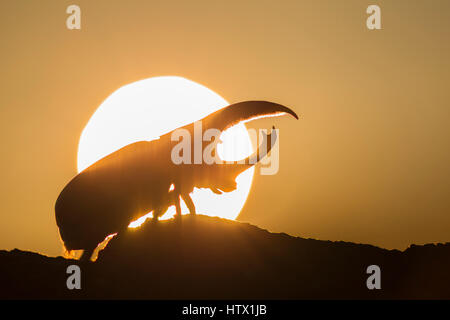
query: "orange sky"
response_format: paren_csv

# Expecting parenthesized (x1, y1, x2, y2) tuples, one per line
(1, 0, 449, 256)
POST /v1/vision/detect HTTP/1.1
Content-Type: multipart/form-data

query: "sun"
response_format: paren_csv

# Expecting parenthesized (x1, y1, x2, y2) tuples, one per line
(77, 76, 254, 226)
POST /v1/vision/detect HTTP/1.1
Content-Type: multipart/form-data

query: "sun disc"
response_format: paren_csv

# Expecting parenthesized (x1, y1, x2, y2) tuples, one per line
(77, 76, 254, 225)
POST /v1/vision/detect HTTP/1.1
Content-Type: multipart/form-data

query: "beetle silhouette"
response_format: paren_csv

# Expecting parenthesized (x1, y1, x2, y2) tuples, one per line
(55, 101, 298, 261)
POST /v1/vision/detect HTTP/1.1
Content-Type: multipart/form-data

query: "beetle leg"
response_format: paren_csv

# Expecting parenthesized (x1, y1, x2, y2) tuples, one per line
(152, 208, 163, 222)
(174, 193, 182, 218)
(182, 193, 196, 215)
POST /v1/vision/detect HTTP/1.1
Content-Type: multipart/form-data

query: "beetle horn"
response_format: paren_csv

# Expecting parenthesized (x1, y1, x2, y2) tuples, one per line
(201, 100, 298, 132)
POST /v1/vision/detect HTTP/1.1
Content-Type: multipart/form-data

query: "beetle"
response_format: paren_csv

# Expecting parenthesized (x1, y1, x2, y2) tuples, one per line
(55, 101, 298, 260)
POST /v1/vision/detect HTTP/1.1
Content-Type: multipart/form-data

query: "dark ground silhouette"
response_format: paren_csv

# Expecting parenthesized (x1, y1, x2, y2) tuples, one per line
(1, 215, 449, 299)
